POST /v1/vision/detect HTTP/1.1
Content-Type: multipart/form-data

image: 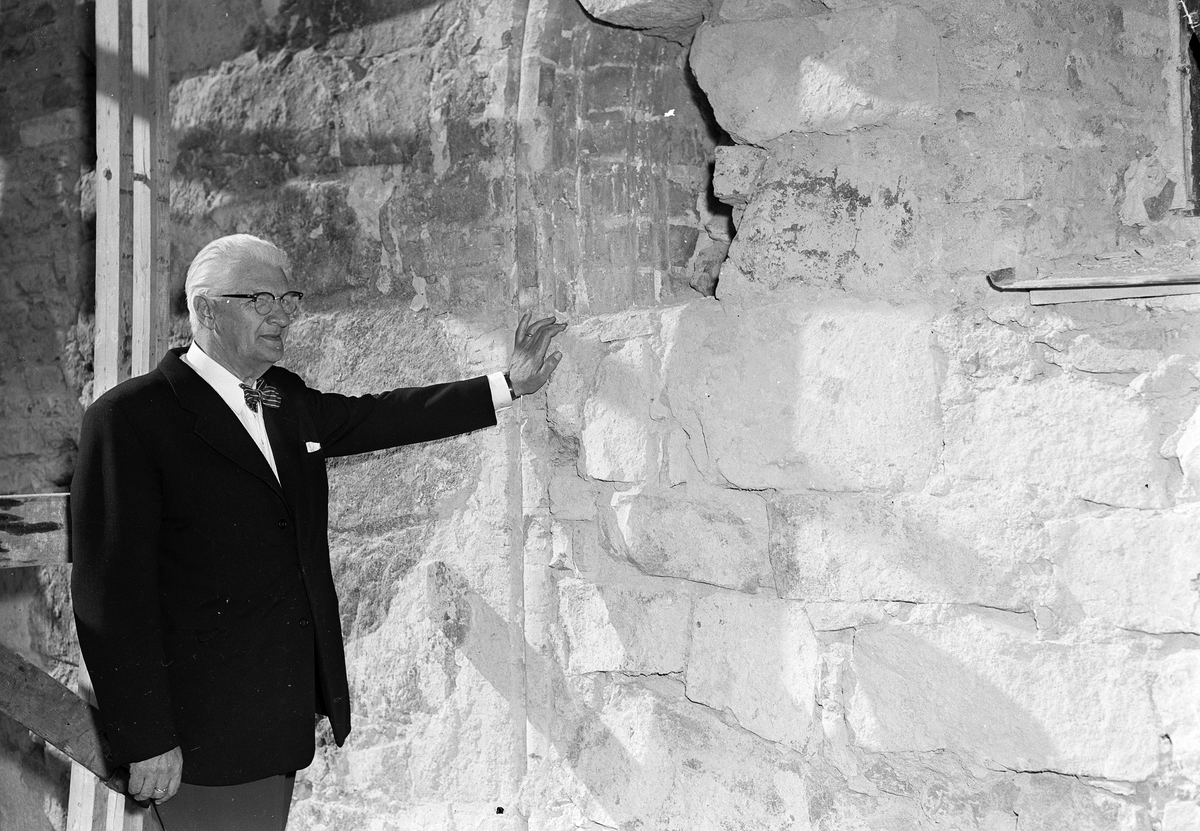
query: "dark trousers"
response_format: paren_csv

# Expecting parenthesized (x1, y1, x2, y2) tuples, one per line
(151, 773, 296, 831)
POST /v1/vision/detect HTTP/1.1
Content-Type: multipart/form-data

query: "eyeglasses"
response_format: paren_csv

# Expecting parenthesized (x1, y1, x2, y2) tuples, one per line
(217, 291, 304, 316)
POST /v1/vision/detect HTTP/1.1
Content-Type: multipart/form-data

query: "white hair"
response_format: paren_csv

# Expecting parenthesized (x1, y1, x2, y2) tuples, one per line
(185, 234, 291, 333)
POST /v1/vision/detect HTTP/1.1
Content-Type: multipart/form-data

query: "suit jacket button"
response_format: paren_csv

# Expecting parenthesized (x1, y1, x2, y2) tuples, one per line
(278, 520, 288, 529)
(300, 618, 310, 627)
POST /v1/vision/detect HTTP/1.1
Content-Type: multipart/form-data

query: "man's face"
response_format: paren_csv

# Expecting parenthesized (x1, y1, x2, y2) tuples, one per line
(209, 260, 294, 377)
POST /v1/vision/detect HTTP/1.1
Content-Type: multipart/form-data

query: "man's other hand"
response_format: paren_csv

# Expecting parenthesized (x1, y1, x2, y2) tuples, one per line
(128, 745, 183, 803)
(509, 310, 567, 397)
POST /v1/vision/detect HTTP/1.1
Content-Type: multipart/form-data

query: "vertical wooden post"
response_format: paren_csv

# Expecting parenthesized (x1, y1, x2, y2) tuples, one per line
(73, 0, 169, 827)
(131, 0, 170, 376)
(94, 0, 133, 398)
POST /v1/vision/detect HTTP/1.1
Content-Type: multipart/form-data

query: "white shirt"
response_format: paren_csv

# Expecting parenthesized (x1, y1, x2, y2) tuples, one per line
(181, 342, 515, 483)
(182, 341, 281, 480)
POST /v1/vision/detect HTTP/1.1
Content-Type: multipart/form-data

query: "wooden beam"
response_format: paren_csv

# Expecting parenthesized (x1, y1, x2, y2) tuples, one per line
(95, 0, 135, 398)
(0, 643, 121, 788)
(131, 0, 170, 377)
(0, 493, 69, 567)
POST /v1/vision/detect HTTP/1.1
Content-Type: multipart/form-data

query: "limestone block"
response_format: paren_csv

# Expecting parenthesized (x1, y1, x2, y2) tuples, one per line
(665, 298, 941, 491)
(1011, 772, 1151, 831)
(847, 612, 1161, 781)
(579, 338, 661, 483)
(1048, 505, 1200, 633)
(685, 592, 819, 750)
(690, 6, 940, 144)
(524, 681, 812, 830)
(558, 578, 691, 675)
(712, 145, 767, 207)
(942, 375, 1174, 509)
(19, 108, 79, 147)
(1164, 800, 1200, 831)
(578, 0, 708, 34)
(769, 488, 1046, 609)
(610, 485, 771, 591)
(1153, 651, 1200, 782)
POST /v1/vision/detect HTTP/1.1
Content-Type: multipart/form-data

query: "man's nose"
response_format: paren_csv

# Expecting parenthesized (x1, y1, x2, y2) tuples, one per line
(266, 302, 292, 324)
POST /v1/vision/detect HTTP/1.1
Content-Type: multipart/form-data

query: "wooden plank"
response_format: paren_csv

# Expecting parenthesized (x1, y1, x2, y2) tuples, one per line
(1029, 283, 1200, 305)
(0, 493, 69, 567)
(0, 643, 121, 788)
(989, 264, 1200, 291)
(130, 0, 170, 377)
(95, 0, 134, 399)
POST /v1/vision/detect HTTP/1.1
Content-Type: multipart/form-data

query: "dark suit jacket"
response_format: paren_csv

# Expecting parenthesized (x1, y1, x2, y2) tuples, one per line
(70, 347, 497, 785)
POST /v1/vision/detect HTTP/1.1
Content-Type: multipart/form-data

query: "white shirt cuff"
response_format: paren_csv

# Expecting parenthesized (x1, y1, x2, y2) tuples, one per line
(487, 372, 514, 411)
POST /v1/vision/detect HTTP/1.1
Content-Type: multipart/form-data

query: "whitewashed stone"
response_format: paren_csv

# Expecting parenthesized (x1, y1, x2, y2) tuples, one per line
(522, 681, 813, 830)
(558, 578, 690, 675)
(580, 338, 661, 482)
(847, 612, 1160, 781)
(769, 488, 1046, 609)
(1153, 651, 1200, 782)
(690, 6, 940, 144)
(942, 374, 1174, 509)
(1049, 505, 1200, 633)
(1164, 800, 1200, 831)
(685, 592, 819, 750)
(611, 486, 771, 591)
(665, 298, 941, 491)
(1011, 772, 1151, 831)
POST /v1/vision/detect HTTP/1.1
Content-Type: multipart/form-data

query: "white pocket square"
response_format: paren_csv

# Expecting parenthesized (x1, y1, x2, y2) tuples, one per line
(306, 441, 322, 453)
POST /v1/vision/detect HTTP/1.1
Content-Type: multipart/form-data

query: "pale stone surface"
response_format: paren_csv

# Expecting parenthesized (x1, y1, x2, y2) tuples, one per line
(1153, 651, 1200, 782)
(577, 0, 709, 34)
(690, 6, 940, 144)
(1164, 800, 1200, 831)
(769, 488, 1047, 609)
(847, 611, 1161, 781)
(665, 298, 942, 491)
(685, 592, 820, 750)
(1049, 505, 1200, 633)
(942, 374, 1175, 509)
(558, 577, 691, 675)
(579, 338, 661, 482)
(610, 485, 771, 591)
(521, 680, 812, 830)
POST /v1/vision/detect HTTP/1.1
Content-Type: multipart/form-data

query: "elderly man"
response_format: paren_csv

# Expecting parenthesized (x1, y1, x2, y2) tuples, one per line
(70, 234, 565, 830)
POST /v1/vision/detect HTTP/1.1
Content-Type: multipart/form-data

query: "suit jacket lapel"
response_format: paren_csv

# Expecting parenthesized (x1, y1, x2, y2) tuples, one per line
(159, 349, 288, 507)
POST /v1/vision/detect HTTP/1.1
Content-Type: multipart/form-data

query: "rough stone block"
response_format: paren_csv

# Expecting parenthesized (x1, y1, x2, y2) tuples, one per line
(524, 681, 811, 830)
(1153, 651, 1200, 782)
(665, 298, 941, 491)
(611, 485, 771, 591)
(769, 488, 1043, 609)
(577, 0, 708, 37)
(847, 612, 1161, 781)
(942, 375, 1174, 509)
(1048, 505, 1200, 633)
(690, 6, 940, 144)
(712, 145, 768, 207)
(18, 108, 79, 146)
(579, 338, 661, 483)
(685, 592, 819, 750)
(558, 577, 691, 675)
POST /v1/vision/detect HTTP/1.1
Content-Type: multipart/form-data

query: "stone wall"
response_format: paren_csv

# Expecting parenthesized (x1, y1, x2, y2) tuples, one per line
(4, 0, 1200, 829)
(0, 1, 89, 828)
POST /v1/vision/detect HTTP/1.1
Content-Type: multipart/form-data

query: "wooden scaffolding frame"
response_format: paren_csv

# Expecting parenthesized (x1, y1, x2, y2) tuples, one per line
(0, 0, 171, 828)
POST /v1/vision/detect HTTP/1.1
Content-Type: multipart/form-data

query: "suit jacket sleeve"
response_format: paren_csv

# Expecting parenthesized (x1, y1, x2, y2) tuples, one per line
(70, 396, 179, 765)
(299, 375, 498, 457)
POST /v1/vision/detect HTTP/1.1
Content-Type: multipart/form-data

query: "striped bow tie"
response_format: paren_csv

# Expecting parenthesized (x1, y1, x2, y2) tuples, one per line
(239, 380, 282, 412)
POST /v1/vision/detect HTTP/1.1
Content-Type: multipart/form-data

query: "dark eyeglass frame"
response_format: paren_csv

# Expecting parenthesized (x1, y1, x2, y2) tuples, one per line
(217, 291, 304, 316)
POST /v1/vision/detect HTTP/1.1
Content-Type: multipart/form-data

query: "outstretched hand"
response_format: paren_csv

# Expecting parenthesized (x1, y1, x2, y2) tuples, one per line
(508, 310, 567, 397)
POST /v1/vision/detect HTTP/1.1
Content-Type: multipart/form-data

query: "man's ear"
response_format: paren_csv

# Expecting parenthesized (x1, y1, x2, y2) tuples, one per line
(193, 294, 218, 330)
